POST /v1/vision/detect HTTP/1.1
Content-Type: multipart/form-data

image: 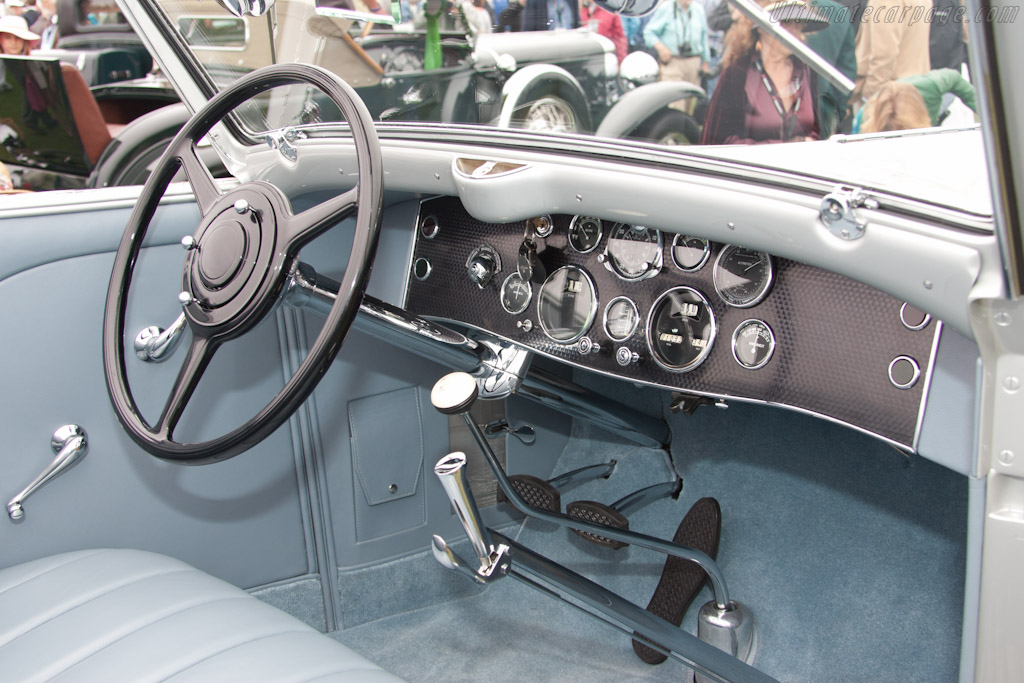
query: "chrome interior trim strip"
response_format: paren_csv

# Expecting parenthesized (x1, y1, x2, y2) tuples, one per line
(913, 321, 945, 453)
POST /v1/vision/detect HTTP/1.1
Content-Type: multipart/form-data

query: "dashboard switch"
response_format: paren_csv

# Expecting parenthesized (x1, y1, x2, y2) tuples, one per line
(576, 337, 601, 356)
(516, 319, 534, 333)
(616, 347, 640, 367)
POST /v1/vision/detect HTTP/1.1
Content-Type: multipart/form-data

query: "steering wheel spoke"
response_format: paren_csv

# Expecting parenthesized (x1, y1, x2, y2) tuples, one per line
(155, 336, 217, 440)
(104, 64, 383, 464)
(178, 142, 222, 215)
(284, 186, 359, 252)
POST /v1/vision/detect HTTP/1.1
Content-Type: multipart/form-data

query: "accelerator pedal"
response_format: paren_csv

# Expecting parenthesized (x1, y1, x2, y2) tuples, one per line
(567, 477, 683, 550)
(632, 496, 722, 665)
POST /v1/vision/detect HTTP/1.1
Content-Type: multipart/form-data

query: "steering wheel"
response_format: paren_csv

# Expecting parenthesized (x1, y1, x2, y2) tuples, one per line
(103, 64, 383, 465)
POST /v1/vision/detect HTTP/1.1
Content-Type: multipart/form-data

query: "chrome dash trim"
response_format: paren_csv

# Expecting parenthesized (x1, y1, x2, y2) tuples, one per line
(913, 320, 944, 453)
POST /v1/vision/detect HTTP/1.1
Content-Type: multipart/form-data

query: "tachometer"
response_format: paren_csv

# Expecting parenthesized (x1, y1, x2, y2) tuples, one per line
(646, 287, 717, 372)
(713, 245, 774, 308)
(537, 266, 598, 344)
(568, 215, 603, 253)
(601, 223, 662, 281)
(500, 272, 532, 315)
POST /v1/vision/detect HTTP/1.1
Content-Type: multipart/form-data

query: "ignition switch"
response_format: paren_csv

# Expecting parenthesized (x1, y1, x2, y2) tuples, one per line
(466, 245, 502, 288)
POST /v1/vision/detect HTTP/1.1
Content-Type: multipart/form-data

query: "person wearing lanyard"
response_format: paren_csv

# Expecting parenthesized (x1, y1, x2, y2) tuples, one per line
(700, 0, 829, 144)
(642, 0, 710, 92)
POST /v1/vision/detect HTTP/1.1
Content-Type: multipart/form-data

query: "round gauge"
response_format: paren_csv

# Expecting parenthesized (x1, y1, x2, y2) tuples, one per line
(569, 216, 603, 253)
(500, 272, 532, 315)
(732, 319, 775, 370)
(537, 266, 598, 344)
(671, 235, 711, 272)
(646, 287, 717, 372)
(527, 215, 554, 238)
(713, 245, 774, 308)
(604, 296, 639, 342)
(602, 223, 663, 281)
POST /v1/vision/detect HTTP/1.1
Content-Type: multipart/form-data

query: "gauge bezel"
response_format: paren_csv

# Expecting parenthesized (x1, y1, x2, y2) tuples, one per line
(603, 296, 640, 342)
(419, 214, 439, 240)
(731, 319, 776, 370)
(899, 302, 932, 331)
(646, 286, 717, 373)
(601, 223, 663, 282)
(712, 245, 774, 308)
(670, 234, 711, 272)
(568, 215, 604, 254)
(536, 265, 599, 345)
(528, 215, 555, 238)
(500, 272, 533, 315)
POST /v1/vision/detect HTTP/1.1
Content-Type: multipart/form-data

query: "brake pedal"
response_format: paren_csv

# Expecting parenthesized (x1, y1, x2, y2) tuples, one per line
(632, 497, 722, 665)
(567, 477, 682, 550)
(497, 461, 617, 513)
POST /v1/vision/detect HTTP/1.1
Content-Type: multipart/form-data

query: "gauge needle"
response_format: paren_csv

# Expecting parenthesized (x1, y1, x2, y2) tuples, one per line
(742, 259, 761, 272)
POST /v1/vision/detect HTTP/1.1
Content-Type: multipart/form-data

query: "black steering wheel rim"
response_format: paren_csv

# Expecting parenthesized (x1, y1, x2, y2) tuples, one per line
(103, 63, 383, 465)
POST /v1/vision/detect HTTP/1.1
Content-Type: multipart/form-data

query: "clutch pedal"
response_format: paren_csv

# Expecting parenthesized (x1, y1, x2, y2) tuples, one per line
(497, 461, 617, 513)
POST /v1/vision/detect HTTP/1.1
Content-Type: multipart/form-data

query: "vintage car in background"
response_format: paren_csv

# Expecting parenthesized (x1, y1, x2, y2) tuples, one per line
(0, 0, 1020, 681)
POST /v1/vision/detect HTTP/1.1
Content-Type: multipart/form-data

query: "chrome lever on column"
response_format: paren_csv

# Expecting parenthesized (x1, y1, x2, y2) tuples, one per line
(7, 425, 88, 522)
(434, 451, 493, 567)
(134, 312, 187, 362)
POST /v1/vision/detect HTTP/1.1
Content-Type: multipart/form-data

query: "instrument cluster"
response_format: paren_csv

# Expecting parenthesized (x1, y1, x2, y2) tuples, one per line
(405, 196, 938, 448)
(499, 214, 778, 374)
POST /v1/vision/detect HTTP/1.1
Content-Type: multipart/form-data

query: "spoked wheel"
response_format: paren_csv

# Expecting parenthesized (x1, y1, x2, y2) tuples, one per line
(103, 64, 383, 465)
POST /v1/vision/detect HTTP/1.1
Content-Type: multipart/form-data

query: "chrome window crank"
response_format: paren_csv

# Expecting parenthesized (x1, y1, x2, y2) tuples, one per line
(7, 425, 88, 522)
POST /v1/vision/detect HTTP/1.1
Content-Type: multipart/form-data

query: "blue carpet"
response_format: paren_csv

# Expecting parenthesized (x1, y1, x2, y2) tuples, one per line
(333, 394, 967, 683)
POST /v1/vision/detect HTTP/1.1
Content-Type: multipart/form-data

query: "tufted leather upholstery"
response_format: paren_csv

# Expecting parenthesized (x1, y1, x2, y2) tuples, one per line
(0, 549, 406, 683)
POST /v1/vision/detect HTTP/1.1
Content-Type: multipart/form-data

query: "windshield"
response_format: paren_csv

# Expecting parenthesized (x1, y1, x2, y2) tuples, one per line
(148, 0, 983, 205)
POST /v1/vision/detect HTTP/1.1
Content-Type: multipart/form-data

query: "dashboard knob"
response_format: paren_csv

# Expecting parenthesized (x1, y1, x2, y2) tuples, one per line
(466, 246, 500, 288)
(615, 347, 640, 366)
(576, 337, 601, 356)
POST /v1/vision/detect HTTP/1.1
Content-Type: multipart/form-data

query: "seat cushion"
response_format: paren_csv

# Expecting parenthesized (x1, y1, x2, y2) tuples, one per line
(0, 549, 406, 683)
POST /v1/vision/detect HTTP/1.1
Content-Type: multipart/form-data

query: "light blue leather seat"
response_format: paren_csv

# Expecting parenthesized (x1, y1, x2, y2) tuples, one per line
(0, 549, 405, 683)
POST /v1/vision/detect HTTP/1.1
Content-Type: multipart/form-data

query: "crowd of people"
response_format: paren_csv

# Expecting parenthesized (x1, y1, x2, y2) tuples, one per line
(432, 0, 977, 143)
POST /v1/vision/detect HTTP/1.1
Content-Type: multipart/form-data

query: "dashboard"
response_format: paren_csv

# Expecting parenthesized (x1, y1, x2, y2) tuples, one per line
(404, 196, 940, 449)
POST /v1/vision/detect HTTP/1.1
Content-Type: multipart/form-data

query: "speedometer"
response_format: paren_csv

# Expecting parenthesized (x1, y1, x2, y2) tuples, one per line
(713, 245, 774, 308)
(600, 223, 662, 281)
(646, 287, 717, 372)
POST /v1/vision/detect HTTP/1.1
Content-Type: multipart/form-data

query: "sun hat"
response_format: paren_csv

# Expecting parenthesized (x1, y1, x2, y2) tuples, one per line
(5, 0, 26, 7)
(763, 0, 830, 32)
(0, 15, 40, 41)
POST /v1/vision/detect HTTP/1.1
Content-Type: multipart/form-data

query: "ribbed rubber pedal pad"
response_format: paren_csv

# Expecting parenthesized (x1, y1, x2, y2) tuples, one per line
(496, 474, 560, 513)
(632, 497, 722, 665)
(565, 500, 631, 550)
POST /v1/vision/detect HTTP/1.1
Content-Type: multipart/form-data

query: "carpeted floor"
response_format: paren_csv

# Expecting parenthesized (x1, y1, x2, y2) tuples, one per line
(333, 396, 968, 683)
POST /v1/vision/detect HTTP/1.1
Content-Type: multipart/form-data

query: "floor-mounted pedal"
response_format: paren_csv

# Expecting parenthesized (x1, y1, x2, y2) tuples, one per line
(497, 461, 617, 513)
(566, 477, 682, 550)
(632, 497, 722, 665)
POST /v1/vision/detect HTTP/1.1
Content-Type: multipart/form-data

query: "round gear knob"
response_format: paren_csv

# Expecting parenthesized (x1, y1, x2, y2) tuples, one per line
(431, 372, 479, 415)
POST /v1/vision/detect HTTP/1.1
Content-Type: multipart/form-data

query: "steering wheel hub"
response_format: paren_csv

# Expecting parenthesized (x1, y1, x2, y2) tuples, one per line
(197, 220, 247, 288)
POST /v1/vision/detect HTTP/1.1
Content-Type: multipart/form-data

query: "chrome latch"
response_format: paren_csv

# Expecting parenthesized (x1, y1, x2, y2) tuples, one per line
(7, 425, 88, 522)
(820, 185, 878, 241)
(264, 129, 301, 162)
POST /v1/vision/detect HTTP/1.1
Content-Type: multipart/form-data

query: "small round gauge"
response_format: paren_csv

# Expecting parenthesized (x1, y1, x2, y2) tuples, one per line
(527, 215, 554, 238)
(604, 296, 639, 342)
(602, 223, 663, 281)
(537, 266, 598, 344)
(569, 216, 603, 253)
(732, 319, 775, 370)
(646, 287, 717, 372)
(671, 235, 711, 272)
(713, 245, 774, 308)
(500, 272, 533, 315)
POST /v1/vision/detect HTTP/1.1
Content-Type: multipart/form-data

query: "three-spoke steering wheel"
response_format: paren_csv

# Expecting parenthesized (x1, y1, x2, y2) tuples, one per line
(103, 64, 383, 464)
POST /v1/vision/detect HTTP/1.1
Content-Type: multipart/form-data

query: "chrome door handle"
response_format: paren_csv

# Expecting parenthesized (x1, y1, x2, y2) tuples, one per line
(7, 425, 88, 522)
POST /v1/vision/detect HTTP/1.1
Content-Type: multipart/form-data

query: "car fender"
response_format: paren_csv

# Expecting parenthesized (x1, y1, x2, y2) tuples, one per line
(595, 80, 706, 139)
(88, 102, 192, 188)
(497, 64, 593, 132)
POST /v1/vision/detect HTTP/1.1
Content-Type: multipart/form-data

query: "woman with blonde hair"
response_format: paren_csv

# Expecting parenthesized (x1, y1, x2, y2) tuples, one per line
(699, 0, 828, 145)
(857, 80, 931, 133)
